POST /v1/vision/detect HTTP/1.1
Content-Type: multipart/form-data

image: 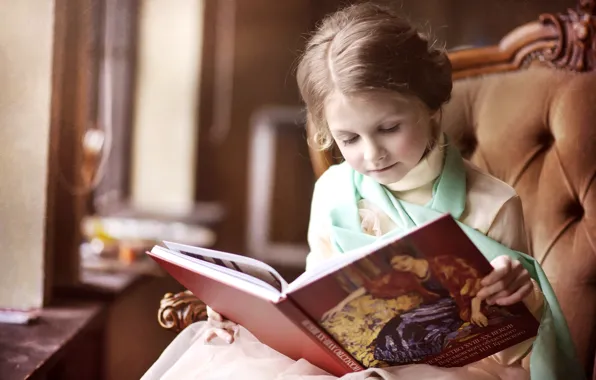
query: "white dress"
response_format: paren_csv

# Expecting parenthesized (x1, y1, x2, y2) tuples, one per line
(142, 144, 544, 380)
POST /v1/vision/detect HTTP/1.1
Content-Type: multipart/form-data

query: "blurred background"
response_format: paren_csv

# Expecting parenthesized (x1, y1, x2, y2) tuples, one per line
(75, 0, 577, 276)
(0, 0, 577, 379)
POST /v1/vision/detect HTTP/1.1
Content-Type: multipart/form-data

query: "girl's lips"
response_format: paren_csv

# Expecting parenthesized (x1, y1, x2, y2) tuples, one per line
(368, 163, 397, 173)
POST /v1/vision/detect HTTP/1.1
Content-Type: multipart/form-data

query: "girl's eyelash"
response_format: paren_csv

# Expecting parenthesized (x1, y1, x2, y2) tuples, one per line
(342, 136, 359, 146)
(380, 124, 400, 133)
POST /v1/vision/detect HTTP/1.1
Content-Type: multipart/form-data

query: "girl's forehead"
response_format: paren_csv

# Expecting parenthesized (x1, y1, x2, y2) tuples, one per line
(324, 90, 425, 131)
(328, 90, 416, 106)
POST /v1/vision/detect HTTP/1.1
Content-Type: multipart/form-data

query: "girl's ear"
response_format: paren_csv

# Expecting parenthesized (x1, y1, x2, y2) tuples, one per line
(430, 109, 442, 138)
(430, 108, 442, 126)
(425, 109, 443, 152)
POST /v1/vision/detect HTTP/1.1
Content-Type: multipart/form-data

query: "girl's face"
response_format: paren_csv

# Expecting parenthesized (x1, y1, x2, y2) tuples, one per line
(325, 91, 436, 185)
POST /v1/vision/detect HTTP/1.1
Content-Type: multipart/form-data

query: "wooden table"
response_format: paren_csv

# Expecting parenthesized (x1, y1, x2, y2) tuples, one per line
(0, 300, 105, 379)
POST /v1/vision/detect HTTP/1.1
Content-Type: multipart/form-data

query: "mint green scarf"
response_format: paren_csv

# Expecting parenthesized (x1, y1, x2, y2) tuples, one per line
(325, 142, 584, 380)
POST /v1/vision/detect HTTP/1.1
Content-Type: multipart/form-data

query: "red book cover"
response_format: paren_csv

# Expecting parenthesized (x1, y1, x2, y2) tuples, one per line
(148, 253, 363, 377)
(148, 214, 539, 375)
(289, 214, 540, 368)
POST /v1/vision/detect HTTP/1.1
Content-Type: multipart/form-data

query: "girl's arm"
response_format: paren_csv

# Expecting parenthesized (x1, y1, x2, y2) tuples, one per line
(486, 195, 528, 254)
(484, 196, 544, 314)
(484, 195, 545, 365)
(305, 174, 338, 271)
(306, 226, 335, 271)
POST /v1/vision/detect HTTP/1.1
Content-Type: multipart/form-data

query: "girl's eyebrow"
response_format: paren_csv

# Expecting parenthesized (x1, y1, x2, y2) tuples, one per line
(330, 129, 357, 135)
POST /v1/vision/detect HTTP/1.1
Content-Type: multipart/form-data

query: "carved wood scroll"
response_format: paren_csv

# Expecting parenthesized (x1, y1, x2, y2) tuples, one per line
(450, 0, 596, 78)
(533, 0, 595, 71)
(157, 290, 207, 332)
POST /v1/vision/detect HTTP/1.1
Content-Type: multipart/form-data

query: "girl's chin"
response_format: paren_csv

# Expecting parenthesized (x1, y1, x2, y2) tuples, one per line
(366, 168, 407, 185)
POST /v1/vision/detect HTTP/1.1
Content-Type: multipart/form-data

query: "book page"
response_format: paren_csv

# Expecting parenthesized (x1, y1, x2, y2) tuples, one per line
(150, 246, 283, 302)
(288, 237, 389, 292)
(164, 241, 288, 293)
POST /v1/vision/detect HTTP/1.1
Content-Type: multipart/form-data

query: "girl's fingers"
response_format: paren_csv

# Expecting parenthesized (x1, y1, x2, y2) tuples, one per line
(486, 269, 530, 304)
(495, 282, 533, 306)
(481, 256, 512, 287)
(477, 273, 515, 299)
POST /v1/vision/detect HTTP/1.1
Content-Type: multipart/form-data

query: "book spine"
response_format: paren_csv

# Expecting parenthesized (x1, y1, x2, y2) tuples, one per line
(299, 317, 365, 372)
(277, 300, 365, 373)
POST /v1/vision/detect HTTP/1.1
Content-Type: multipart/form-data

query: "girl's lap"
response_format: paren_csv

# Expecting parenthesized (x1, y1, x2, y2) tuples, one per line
(143, 322, 523, 380)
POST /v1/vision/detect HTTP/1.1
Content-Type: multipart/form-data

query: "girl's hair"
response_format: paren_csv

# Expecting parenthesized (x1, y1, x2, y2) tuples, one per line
(296, 2, 452, 150)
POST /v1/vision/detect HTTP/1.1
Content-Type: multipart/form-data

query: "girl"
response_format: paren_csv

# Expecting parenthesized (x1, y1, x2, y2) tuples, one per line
(143, 3, 583, 380)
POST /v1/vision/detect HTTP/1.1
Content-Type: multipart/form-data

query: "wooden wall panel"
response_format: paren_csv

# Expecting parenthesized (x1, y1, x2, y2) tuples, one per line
(402, 0, 576, 48)
(196, 0, 313, 255)
(270, 122, 314, 245)
(93, 0, 140, 213)
(48, 0, 102, 289)
(195, 0, 576, 264)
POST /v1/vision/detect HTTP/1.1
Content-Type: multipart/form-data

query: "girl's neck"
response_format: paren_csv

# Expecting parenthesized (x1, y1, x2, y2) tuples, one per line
(385, 133, 446, 205)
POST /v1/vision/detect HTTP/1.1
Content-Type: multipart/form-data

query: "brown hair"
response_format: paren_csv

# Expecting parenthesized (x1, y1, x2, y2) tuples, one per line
(296, 2, 452, 150)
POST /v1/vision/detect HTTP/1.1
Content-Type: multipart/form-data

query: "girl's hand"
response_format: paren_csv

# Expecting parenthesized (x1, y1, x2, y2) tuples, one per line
(204, 306, 239, 344)
(477, 256, 532, 306)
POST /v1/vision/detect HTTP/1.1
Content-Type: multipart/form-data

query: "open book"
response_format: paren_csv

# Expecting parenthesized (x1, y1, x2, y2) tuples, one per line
(148, 214, 540, 377)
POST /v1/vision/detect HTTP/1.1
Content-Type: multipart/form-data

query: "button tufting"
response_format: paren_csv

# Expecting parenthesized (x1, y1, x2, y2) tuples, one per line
(537, 130, 555, 149)
(459, 133, 478, 159)
(565, 201, 585, 220)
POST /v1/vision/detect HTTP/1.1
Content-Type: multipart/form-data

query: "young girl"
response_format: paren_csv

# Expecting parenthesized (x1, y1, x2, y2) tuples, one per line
(143, 3, 583, 380)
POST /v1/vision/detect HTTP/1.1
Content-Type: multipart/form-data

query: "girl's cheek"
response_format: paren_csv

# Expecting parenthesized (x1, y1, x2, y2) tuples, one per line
(392, 138, 410, 155)
(342, 151, 360, 168)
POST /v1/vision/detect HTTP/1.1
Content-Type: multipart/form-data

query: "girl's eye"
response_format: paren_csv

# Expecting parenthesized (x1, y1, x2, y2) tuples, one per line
(342, 135, 359, 146)
(380, 124, 401, 133)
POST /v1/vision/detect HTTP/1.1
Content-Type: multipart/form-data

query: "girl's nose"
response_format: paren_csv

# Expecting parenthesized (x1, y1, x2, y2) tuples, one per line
(363, 140, 385, 163)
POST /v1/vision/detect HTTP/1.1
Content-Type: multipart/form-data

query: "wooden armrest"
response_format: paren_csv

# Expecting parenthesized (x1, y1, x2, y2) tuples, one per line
(157, 290, 207, 332)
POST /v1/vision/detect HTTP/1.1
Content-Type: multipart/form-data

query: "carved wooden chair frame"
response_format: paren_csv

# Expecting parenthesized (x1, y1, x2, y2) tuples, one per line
(157, 0, 596, 333)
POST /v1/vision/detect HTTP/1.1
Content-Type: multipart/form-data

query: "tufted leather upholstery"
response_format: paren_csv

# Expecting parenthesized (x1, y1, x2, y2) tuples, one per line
(442, 67, 596, 377)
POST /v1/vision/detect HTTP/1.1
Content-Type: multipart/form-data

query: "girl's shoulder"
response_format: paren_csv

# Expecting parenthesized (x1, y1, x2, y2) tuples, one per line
(463, 159, 518, 202)
(462, 159, 523, 235)
(316, 161, 353, 180)
(310, 161, 355, 214)
(313, 161, 354, 194)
